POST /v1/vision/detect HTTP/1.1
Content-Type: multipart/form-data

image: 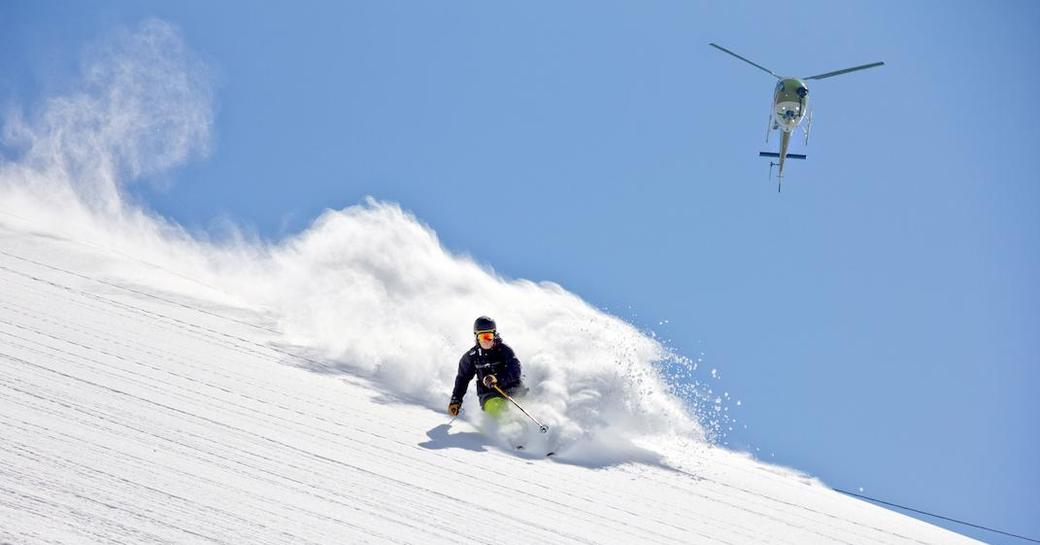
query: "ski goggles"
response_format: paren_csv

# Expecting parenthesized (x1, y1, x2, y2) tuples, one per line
(475, 330, 496, 343)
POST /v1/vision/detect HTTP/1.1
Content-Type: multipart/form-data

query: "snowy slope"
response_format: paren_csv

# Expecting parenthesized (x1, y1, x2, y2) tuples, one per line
(0, 224, 982, 544)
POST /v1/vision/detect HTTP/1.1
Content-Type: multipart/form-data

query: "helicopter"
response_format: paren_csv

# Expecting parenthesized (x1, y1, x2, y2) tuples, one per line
(709, 43, 884, 191)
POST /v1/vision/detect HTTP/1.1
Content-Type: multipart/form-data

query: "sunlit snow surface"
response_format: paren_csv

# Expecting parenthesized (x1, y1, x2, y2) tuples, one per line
(0, 227, 980, 544)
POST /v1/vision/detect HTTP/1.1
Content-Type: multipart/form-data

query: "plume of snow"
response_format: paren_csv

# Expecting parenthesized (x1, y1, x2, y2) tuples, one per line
(2, 19, 212, 216)
(0, 19, 715, 463)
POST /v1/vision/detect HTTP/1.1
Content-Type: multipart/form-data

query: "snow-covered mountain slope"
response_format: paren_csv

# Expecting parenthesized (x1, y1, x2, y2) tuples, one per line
(0, 224, 981, 544)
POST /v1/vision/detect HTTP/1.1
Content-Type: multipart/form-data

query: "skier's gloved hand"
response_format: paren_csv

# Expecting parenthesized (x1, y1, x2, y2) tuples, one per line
(448, 401, 461, 417)
(482, 375, 498, 388)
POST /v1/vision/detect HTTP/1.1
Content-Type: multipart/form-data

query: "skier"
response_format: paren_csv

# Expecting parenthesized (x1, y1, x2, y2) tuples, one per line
(447, 316, 525, 419)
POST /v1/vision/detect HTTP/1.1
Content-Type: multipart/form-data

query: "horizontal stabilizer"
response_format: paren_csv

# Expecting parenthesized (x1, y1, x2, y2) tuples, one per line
(759, 152, 806, 160)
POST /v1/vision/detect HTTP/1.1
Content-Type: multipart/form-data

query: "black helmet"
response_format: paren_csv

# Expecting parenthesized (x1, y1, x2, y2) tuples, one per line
(473, 316, 496, 333)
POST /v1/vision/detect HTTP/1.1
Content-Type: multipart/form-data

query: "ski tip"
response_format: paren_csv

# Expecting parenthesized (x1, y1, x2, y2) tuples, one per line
(546, 452, 555, 457)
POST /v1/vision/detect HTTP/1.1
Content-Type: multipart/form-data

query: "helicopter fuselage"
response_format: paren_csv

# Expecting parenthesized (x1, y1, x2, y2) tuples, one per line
(772, 78, 809, 133)
(708, 41, 883, 190)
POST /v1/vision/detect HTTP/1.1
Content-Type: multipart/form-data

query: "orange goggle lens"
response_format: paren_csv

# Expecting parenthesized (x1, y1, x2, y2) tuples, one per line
(476, 331, 495, 342)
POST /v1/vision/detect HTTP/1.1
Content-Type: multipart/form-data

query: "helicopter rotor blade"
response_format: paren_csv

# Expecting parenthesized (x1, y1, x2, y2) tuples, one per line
(804, 61, 885, 80)
(709, 43, 781, 79)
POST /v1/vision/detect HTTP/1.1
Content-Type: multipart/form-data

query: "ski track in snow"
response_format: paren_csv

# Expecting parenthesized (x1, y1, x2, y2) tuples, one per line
(0, 227, 982, 544)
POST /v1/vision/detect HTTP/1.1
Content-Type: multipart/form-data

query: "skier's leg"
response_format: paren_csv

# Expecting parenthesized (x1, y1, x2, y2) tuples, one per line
(483, 396, 509, 420)
(483, 396, 526, 448)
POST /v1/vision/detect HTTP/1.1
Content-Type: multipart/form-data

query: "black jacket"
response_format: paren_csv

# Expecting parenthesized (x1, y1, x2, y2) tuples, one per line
(450, 341, 523, 409)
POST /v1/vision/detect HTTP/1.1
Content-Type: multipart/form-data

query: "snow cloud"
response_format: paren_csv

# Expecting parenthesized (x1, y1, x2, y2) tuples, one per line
(0, 20, 718, 464)
(2, 19, 213, 216)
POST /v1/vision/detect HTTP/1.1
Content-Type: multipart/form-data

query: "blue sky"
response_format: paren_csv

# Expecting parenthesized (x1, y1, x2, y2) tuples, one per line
(2, 1, 1037, 543)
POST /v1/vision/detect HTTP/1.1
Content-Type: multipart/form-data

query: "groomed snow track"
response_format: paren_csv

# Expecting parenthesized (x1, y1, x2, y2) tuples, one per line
(0, 226, 980, 544)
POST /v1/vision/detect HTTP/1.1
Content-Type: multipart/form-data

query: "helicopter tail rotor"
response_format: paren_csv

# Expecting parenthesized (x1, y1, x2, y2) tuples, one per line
(767, 161, 783, 193)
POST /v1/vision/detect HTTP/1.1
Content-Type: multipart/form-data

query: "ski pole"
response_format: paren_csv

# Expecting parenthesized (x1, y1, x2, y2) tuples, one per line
(492, 384, 548, 433)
